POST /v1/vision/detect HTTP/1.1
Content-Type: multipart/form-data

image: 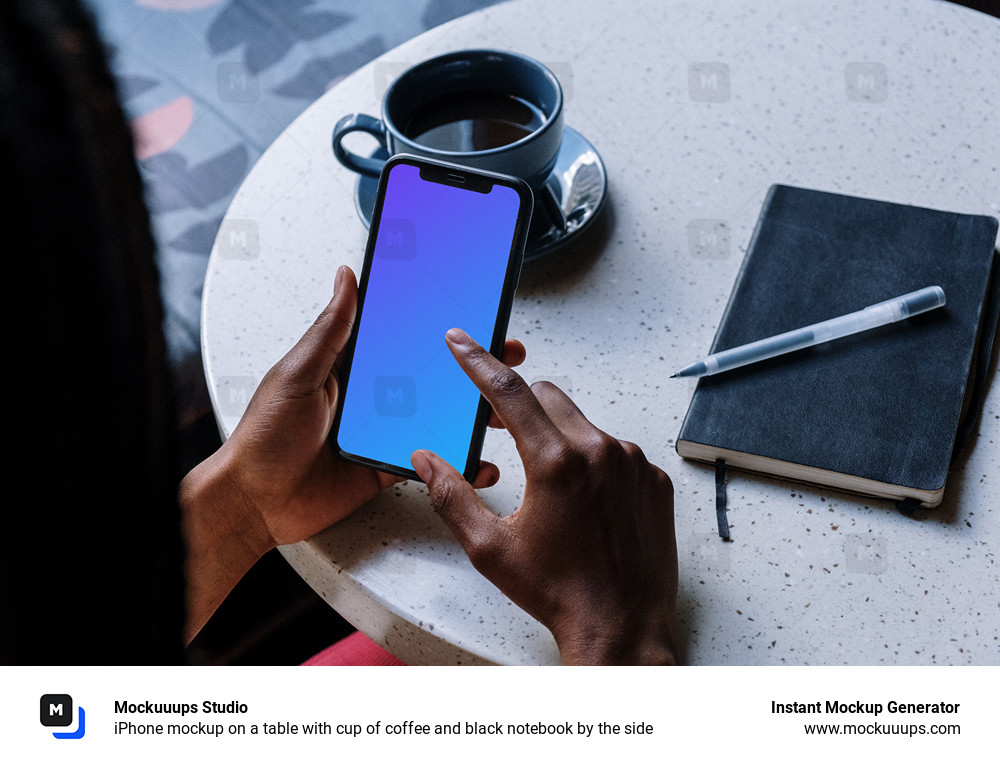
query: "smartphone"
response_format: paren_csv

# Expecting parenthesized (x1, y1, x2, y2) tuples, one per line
(331, 154, 533, 481)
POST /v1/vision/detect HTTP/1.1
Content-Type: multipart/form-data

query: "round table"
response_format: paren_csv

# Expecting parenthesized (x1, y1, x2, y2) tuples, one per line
(203, 0, 1000, 664)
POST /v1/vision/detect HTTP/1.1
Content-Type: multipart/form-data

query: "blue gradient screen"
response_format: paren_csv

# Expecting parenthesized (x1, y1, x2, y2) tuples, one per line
(335, 162, 524, 475)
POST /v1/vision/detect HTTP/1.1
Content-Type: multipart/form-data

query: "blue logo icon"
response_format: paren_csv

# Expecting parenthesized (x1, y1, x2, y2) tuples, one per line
(40, 694, 86, 739)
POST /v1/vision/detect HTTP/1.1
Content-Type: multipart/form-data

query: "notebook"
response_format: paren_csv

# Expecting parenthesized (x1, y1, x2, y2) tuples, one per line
(676, 184, 999, 508)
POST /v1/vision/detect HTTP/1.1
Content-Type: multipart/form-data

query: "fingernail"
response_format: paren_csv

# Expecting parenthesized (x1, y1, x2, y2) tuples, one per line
(411, 450, 433, 482)
(334, 265, 346, 295)
(446, 328, 471, 347)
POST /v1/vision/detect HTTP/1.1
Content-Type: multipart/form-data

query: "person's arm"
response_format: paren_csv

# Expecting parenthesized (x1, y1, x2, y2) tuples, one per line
(411, 328, 679, 665)
(179, 445, 272, 645)
(177, 265, 382, 641)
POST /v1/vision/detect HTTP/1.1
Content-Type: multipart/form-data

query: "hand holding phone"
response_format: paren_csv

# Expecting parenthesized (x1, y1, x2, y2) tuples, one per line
(332, 155, 533, 481)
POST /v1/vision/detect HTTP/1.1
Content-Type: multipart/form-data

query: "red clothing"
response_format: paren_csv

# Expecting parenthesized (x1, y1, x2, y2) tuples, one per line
(302, 631, 405, 666)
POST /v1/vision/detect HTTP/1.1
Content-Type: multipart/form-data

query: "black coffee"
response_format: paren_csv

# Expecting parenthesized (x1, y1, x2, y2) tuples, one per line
(404, 90, 545, 152)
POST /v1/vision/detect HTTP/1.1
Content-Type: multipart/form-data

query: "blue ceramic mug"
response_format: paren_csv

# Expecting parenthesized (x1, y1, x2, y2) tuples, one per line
(332, 50, 563, 190)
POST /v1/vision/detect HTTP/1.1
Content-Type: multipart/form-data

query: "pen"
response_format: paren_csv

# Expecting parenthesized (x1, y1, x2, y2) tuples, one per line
(671, 285, 946, 378)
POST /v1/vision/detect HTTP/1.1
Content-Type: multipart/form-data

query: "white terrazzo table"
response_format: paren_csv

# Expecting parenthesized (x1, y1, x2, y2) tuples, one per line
(202, 0, 1000, 665)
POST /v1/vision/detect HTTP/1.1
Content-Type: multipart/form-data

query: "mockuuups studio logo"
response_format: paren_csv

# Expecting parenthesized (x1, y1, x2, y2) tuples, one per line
(217, 62, 260, 103)
(373, 61, 412, 96)
(688, 62, 731, 102)
(40, 694, 86, 739)
(687, 219, 731, 259)
(376, 218, 416, 260)
(532, 375, 574, 395)
(687, 533, 732, 572)
(216, 375, 258, 417)
(374, 375, 416, 417)
(844, 533, 888, 575)
(845, 62, 887, 102)
(544, 62, 574, 103)
(217, 218, 260, 260)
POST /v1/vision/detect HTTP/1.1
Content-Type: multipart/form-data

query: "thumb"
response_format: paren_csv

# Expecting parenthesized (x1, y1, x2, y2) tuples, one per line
(411, 449, 506, 561)
(284, 265, 358, 390)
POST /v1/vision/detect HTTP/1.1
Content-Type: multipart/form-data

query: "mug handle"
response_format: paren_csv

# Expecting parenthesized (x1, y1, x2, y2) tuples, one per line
(332, 113, 387, 177)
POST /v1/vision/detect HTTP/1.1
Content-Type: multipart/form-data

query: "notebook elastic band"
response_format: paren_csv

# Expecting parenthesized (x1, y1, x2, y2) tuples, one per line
(715, 458, 731, 540)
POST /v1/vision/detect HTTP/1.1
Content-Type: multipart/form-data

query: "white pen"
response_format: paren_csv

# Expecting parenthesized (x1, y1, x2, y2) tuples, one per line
(671, 285, 946, 378)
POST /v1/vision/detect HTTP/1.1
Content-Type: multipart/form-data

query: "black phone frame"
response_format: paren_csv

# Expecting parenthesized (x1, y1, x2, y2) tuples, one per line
(331, 153, 534, 483)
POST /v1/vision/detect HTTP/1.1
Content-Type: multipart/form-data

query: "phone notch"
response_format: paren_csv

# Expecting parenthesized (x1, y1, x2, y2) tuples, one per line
(420, 164, 494, 194)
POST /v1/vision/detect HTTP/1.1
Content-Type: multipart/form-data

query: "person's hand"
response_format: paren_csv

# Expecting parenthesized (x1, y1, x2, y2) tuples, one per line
(204, 265, 526, 548)
(410, 328, 679, 665)
(204, 263, 383, 548)
(180, 266, 525, 641)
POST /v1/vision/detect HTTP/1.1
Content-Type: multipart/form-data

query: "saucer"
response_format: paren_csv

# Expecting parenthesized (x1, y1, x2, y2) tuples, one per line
(352, 126, 607, 261)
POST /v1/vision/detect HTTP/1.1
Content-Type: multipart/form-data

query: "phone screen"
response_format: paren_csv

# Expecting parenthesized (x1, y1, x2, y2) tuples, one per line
(333, 157, 531, 479)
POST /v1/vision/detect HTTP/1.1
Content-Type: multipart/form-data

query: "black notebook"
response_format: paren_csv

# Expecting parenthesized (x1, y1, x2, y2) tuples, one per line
(676, 185, 999, 508)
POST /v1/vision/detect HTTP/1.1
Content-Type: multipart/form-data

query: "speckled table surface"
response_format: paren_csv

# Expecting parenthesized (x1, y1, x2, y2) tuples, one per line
(203, 0, 1000, 665)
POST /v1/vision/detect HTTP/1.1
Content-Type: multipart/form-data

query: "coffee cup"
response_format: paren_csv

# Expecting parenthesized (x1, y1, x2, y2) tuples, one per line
(332, 49, 564, 190)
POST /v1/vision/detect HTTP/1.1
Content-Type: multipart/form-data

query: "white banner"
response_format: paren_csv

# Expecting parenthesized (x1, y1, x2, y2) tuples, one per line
(3, 665, 993, 765)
